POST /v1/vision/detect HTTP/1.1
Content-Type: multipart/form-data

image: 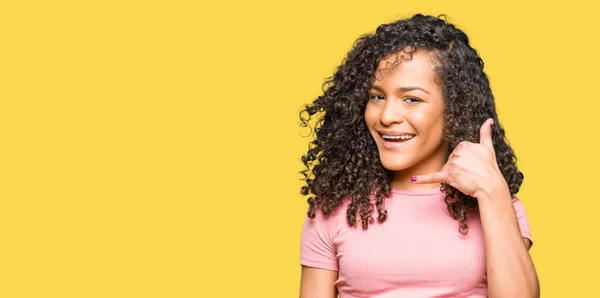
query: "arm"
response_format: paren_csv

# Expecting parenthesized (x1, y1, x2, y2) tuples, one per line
(478, 184, 539, 298)
(412, 119, 539, 297)
(299, 266, 338, 298)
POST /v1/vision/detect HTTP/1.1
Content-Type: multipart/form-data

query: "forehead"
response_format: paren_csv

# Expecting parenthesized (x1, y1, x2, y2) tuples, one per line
(373, 50, 438, 86)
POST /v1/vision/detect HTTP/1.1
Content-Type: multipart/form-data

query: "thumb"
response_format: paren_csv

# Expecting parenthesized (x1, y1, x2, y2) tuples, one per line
(479, 118, 494, 150)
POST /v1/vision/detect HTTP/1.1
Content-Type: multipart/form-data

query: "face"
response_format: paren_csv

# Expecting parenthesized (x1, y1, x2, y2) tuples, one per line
(365, 50, 447, 176)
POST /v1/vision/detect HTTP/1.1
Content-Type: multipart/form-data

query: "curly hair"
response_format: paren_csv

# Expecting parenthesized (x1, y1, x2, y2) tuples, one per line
(299, 14, 524, 233)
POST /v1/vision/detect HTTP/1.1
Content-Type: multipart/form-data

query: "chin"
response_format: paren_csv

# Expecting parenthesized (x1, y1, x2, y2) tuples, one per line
(379, 157, 415, 171)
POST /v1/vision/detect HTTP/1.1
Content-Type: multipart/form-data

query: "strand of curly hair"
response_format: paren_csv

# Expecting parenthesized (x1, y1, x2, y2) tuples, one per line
(299, 14, 523, 234)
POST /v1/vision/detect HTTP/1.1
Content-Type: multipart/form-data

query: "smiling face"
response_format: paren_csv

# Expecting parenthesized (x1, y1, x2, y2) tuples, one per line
(365, 50, 448, 187)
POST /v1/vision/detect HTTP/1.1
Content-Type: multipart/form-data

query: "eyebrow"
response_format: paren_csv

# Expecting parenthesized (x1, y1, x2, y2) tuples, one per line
(370, 85, 430, 95)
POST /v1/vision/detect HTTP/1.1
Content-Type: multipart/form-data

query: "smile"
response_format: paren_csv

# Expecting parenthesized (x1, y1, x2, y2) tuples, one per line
(382, 134, 414, 141)
(380, 133, 415, 149)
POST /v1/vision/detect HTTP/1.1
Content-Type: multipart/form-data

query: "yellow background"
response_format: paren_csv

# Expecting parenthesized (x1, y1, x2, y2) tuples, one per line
(1, 0, 598, 297)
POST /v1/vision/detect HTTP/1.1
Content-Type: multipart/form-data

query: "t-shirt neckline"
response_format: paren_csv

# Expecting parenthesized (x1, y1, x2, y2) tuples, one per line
(390, 187, 444, 196)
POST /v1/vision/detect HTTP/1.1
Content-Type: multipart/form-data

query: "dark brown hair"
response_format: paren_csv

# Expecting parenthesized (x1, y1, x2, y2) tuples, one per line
(299, 14, 523, 233)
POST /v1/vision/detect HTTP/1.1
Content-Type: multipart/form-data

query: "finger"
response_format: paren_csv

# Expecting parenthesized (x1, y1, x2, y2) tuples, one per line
(411, 171, 449, 184)
(479, 118, 494, 150)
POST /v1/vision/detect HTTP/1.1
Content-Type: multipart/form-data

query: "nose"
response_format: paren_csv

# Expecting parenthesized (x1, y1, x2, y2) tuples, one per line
(379, 98, 405, 126)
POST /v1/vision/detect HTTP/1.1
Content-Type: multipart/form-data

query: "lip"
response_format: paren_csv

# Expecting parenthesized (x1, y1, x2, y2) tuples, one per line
(377, 131, 416, 150)
(381, 136, 414, 149)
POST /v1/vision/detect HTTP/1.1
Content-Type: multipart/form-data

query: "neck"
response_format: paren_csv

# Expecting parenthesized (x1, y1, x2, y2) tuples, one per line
(391, 142, 448, 190)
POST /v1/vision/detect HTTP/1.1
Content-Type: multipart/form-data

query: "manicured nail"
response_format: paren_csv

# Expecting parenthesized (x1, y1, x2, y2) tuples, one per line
(490, 122, 494, 128)
(411, 176, 417, 183)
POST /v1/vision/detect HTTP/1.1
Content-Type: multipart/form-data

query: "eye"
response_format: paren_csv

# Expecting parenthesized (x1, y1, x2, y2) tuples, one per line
(405, 97, 422, 104)
(368, 94, 385, 100)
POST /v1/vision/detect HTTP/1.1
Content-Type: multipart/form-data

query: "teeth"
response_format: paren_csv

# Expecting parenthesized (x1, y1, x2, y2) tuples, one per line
(383, 135, 414, 140)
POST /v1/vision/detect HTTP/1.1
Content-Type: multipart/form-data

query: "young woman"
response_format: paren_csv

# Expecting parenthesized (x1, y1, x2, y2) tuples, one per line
(298, 14, 539, 297)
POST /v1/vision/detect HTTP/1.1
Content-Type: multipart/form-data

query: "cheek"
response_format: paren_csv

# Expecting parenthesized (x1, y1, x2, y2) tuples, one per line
(412, 107, 444, 137)
(410, 110, 432, 131)
(364, 104, 378, 128)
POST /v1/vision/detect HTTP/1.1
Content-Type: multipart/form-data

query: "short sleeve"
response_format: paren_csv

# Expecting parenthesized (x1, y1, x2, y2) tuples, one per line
(300, 212, 340, 271)
(512, 197, 533, 246)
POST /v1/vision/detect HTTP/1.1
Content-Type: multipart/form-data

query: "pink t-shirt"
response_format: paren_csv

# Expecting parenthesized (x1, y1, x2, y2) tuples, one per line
(300, 187, 532, 298)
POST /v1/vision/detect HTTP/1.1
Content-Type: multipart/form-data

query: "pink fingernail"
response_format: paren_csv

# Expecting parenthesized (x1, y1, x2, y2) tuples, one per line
(411, 177, 417, 182)
(490, 122, 494, 128)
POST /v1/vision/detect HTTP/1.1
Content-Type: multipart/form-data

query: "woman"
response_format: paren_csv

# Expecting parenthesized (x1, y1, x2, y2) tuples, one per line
(298, 14, 539, 297)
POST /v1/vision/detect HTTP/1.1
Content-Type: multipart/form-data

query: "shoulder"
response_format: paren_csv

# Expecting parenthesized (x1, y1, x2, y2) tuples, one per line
(304, 199, 352, 230)
(511, 196, 529, 215)
(300, 200, 353, 271)
(511, 196, 533, 249)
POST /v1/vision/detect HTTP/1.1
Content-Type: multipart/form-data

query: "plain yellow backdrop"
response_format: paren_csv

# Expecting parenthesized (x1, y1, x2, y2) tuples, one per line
(1, 0, 599, 297)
